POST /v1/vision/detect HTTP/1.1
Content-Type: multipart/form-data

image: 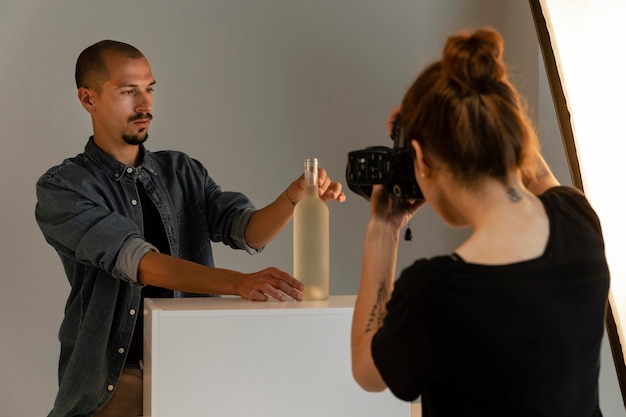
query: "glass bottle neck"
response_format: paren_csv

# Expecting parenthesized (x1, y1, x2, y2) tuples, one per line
(304, 158, 319, 196)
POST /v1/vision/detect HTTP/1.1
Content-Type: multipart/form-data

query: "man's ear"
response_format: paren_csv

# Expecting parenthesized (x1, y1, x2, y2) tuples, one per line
(78, 87, 96, 113)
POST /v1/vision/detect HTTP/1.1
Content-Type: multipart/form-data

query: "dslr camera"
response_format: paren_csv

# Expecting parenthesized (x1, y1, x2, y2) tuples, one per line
(346, 118, 423, 201)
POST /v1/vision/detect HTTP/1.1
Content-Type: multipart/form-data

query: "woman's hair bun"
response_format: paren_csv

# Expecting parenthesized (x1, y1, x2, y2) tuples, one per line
(442, 28, 506, 94)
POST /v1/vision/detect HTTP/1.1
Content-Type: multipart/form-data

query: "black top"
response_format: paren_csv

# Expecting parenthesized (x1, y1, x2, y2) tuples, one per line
(371, 186, 609, 417)
(126, 180, 173, 365)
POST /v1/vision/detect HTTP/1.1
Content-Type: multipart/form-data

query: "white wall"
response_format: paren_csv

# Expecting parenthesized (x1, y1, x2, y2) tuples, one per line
(0, 0, 622, 416)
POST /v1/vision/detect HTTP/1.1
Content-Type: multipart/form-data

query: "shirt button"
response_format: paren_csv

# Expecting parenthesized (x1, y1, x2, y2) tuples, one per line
(108, 384, 114, 391)
(131, 199, 138, 206)
(129, 309, 136, 316)
(127, 167, 134, 174)
(118, 347, 125, 354)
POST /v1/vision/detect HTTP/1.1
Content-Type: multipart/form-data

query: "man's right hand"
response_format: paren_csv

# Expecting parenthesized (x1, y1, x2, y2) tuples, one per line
(236, 267, 304, 301)
(139, 252, 304, 302)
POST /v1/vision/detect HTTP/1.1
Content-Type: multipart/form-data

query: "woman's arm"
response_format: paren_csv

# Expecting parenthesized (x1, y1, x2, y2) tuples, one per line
(522, 149, 560, 195)
(351, 217, 398, 391)
(351, 185, 423, 391)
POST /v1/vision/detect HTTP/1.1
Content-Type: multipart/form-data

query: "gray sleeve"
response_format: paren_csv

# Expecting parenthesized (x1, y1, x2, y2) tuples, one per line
(228, 206, 263, 255)
(114, 237, 159, 284)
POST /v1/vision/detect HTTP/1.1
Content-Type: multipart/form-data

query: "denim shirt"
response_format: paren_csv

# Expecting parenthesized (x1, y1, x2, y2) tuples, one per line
(36, 137, 259, 417)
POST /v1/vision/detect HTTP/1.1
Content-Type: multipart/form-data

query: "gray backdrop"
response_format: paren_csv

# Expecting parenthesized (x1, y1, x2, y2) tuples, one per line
(1, 1, 623, 416)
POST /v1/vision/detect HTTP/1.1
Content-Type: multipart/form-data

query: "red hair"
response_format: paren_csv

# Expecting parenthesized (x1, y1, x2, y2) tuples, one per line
(400, 28, 539, 186)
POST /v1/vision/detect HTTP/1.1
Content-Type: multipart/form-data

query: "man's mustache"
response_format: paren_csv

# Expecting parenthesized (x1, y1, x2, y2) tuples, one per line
(128, 113, 153, 122)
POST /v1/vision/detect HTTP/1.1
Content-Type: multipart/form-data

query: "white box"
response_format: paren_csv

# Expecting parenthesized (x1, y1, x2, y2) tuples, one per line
(144, 295, 410, 417)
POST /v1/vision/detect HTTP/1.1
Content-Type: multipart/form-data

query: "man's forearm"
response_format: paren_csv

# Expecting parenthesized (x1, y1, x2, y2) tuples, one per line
(244, 189, 295, 249)
(138, 251, 240, 295)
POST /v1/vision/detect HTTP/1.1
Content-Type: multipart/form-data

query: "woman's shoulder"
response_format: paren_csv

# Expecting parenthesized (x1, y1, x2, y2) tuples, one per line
(540, 185, 602, 232)
(540, 185, 584, 199)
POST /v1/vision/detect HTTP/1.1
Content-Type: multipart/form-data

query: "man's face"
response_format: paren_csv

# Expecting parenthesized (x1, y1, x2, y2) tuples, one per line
(90, 52, 155, 147)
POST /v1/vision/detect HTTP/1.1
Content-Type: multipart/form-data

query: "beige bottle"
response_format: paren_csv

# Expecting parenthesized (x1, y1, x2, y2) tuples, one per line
(293, 157, 330, 301)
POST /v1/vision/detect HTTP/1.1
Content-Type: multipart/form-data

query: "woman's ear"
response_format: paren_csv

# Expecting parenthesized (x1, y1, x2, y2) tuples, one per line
(411, 140, 431, 178)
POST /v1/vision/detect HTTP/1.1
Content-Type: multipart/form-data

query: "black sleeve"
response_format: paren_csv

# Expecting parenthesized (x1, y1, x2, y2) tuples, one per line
(371, 259, 437, 401)
(541, 186, 604, 237)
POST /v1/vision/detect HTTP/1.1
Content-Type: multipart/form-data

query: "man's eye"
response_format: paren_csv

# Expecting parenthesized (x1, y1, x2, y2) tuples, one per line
(147, 87, 155, 93)
(122, 90, 135, 95)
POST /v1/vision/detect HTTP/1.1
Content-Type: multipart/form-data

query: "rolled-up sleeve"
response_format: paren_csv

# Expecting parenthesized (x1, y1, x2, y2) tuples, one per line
(228, 206, 259, 255)
(114, 237, 158, 284)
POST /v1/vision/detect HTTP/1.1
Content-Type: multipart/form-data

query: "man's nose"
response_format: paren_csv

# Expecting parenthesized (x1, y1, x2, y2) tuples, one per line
(135, 91, 153, 113)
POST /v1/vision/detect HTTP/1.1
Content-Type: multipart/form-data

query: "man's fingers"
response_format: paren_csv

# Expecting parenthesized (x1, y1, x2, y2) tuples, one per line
(321, 182, 345, 202)
(276, 280, 303, 301)
(248, 289, 269, 301)
(244, 268, 304, 302)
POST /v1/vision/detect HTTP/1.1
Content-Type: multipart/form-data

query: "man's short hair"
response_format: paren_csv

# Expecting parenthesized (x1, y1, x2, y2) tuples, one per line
(75, 40, 144, 91)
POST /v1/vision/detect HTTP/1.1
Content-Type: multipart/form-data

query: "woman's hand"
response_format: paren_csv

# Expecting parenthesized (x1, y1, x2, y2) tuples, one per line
(369, 184, 425, 231)
(386, 106, 401, 136)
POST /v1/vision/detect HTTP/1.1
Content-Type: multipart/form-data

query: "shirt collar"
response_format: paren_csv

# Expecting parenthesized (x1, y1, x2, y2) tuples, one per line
(84, 136, 158, 181)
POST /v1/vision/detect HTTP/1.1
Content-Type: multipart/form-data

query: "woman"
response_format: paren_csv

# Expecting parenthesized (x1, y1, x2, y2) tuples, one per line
(351, 28, 609, 416)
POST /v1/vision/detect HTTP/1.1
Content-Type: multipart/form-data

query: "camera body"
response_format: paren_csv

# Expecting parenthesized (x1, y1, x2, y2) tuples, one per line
(346, 119, 423, 201)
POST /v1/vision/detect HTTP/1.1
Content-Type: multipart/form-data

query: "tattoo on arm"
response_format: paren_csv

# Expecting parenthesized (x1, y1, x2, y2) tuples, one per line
(365, 284, 389, 333)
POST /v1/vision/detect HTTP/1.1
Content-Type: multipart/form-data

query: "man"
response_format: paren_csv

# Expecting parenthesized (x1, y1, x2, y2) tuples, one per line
(36, 40, 345, 417)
